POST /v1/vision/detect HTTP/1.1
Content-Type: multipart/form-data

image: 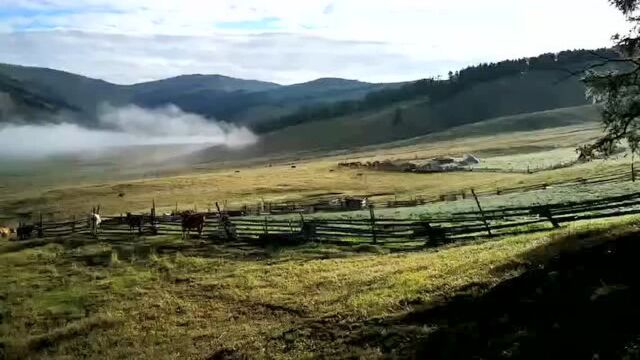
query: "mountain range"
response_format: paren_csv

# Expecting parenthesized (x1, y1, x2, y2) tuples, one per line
(0, 48, 614, 156)
(0, 63, 396, 127)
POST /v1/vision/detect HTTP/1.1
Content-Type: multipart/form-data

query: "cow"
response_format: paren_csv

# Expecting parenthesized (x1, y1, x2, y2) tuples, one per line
(125, 212, 144, 234)
(0, 226, 14, 239)
(361, 197, 370, 209)
(181, 212, 206, 239)
(89, 213, 102, 236)
(17, 223, 35, 240)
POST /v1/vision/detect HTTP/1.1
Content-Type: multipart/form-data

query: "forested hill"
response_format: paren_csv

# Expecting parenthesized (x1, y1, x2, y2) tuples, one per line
(253, 49, 617, 134)
(0, 73, 77, 121)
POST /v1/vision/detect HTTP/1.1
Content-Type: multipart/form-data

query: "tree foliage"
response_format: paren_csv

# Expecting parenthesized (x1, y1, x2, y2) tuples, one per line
(581, 0, 640, 157)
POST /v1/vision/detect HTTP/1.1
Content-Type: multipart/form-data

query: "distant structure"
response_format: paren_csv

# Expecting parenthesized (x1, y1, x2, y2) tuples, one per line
(459, 154, 481, 166)
(338, 154, 481, 173)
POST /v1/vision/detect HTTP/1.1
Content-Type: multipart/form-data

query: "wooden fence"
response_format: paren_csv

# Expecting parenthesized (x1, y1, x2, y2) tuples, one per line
(225, 168, 637, 215)
(18, 190, 640, 249)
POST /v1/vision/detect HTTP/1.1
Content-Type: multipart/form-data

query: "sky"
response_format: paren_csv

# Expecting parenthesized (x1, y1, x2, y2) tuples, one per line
(0, 0, 632, 84)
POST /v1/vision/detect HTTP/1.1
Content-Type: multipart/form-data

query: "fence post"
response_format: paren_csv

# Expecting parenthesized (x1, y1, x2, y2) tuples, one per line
(369, 204, 377, 244)
(151, 199, 157, 235)
(540, 206, 560, 228)
(38, 212, 43, 238)
(72, 215, 76, 233)
(216, 202, 234, 240)
(264, 216, 269, 235)
(632, 153, 636, 182)
(471, 189, 492, 237)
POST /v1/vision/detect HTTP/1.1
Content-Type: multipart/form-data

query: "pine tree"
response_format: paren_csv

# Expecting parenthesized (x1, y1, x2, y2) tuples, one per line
(581, 0, 640, 157)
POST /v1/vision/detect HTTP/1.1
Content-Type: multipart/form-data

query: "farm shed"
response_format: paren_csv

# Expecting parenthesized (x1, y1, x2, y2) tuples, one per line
(459, 154, 481, 166)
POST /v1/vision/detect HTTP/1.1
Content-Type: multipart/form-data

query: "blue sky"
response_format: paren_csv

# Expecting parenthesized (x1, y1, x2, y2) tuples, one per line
(0, 0, 631, 84)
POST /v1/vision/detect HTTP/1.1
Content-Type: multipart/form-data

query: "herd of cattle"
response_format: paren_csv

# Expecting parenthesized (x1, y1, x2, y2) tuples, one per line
(1, 209, 215, 241)
(88, 210, 210, 239)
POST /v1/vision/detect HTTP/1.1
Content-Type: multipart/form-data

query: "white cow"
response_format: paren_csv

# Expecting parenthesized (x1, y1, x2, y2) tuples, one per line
(89, 213, 102, 236)
(361, 197, 370, 209)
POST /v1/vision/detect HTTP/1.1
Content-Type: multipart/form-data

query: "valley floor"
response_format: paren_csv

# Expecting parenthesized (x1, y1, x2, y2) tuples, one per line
(0, 123, 612, 222)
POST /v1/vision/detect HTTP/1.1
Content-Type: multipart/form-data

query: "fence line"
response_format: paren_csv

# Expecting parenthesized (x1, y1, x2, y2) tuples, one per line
(12, 189, 640, 249)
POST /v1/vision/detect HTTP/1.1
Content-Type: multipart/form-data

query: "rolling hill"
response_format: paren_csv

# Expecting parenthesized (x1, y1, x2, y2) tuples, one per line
(0, 63, 397, 126)
(189, 104, 601, 165)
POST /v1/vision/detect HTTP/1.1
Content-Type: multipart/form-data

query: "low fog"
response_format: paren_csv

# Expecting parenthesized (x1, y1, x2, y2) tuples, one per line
(0, 103, 257, 159)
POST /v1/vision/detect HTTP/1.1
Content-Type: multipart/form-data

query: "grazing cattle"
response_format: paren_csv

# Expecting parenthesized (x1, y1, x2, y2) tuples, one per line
(89, 213, 102, 236)
(414, 223, 448, 245)
(0, 226, 14, 238)
(17, 224, 35, 240)
(125, 212, 144, 234)
(181, 212, 206, 239)
(361, 197, 370, 209)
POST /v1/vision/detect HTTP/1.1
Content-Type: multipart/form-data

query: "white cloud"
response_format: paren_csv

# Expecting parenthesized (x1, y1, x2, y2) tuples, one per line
(0, 31, 461, 84)
(0, 0, 631, 83)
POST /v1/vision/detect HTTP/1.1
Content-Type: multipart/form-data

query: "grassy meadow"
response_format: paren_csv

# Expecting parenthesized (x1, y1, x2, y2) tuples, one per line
(2, 215, 639, 359)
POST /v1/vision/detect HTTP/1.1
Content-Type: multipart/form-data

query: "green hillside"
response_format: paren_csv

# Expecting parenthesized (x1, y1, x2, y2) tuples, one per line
(381, 104, 601, 147)
(191, 104, 601, 164)
(254, 71, 593, 152)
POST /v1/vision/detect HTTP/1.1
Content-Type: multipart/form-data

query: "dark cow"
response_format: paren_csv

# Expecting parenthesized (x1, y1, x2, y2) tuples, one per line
(125, 212, 144, 234)
(181, 212, 206, 239)
(16, 224, 35, 240)
(414, 223, 448, 245)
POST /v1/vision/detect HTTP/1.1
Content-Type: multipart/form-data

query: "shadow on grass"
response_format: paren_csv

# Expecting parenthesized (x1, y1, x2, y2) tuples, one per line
(273, 228, 640, 359)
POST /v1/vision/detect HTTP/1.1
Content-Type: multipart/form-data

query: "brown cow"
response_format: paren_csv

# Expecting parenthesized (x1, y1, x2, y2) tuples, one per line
(181, 212, 206, 239)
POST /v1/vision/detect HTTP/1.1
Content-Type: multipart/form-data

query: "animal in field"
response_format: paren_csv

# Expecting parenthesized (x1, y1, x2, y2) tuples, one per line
(0, 226, 14, 238)
(89, 213, 102, 236)
(125, 212, 144, 234)
(17, 224, 35, 240)
(181, 212, 206, 239)
(414, 223, 448, 245)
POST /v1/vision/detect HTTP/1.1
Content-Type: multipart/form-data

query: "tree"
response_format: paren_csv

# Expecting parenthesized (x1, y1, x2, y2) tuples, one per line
(581, 0, 640, 157)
